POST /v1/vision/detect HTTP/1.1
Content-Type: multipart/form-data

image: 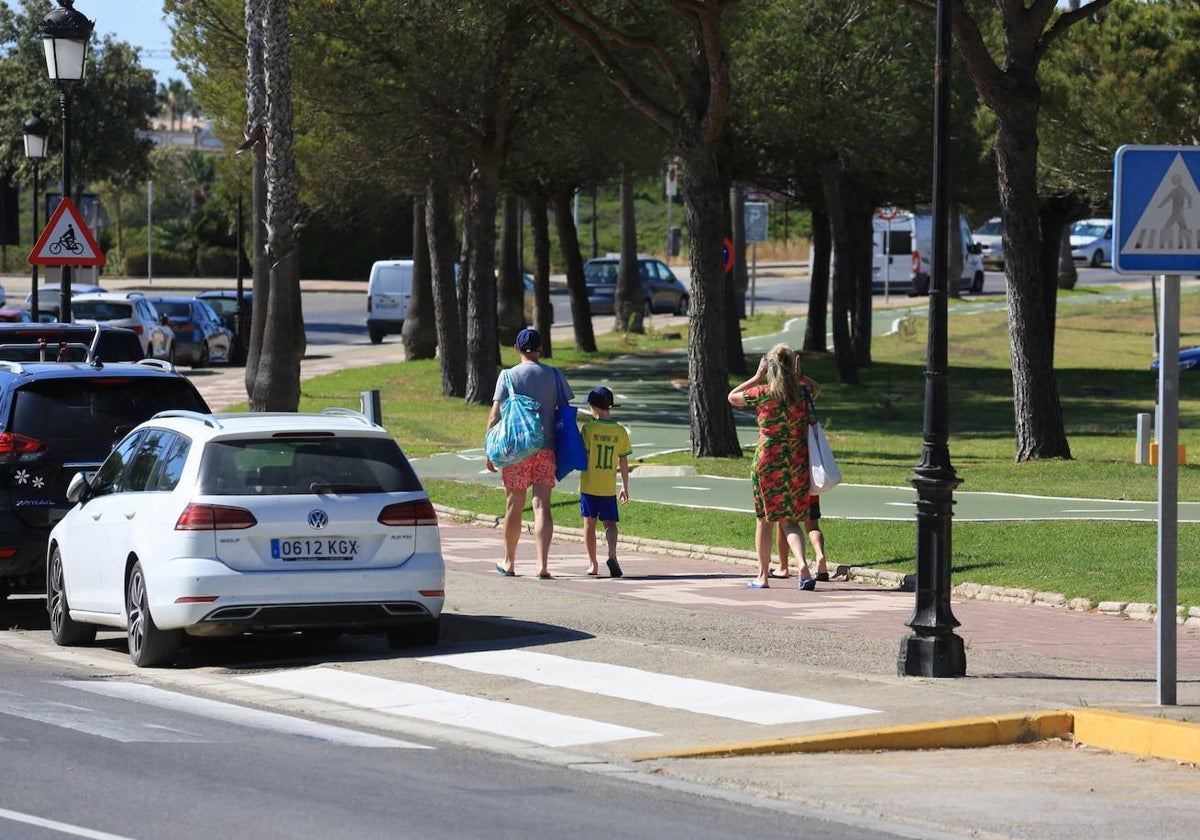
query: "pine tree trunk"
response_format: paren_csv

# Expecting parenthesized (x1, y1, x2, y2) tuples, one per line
(529, 193, 554, 358)
(804, 204, 830, 353)
(995, 96, 1070, 460)
(615, 170, 643, 333)
(426, 176, 466, 397)
(497, 192, 524, 347)
(402, 195, 437, 360)
(681, 142, 740, 458)
(464, 161, 500, 405)
(552, 187, 596, 353)
(251, 0, 301, 412)
(243, 0, 268, 401)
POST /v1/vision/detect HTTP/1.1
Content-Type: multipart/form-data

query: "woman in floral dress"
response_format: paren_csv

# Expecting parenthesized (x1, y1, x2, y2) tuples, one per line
(727, 343, 816, 590)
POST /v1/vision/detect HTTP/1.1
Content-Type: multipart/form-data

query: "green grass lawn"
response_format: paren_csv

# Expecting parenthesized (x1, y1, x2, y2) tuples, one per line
(289, 289, 1200, 612)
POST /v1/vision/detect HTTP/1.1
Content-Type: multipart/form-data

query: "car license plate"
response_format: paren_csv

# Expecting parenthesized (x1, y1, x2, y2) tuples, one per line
(270, 537, 359, 562)
(378, 294, 399, 308)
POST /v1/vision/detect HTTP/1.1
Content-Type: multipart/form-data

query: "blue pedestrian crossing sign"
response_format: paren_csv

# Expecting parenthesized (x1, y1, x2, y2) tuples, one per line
(1113, 145, 1200, 274)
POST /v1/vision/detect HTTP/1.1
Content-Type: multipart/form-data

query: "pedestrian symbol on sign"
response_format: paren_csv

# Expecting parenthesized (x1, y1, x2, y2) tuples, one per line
(1123, 154, 1200, 254)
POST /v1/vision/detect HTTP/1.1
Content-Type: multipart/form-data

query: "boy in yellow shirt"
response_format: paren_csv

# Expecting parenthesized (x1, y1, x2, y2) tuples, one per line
(580, 387, 631, 578)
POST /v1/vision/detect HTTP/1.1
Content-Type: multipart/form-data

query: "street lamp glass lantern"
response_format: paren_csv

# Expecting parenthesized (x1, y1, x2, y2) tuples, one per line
(23, 115, 49, 159)
(36, 1, 94, 82)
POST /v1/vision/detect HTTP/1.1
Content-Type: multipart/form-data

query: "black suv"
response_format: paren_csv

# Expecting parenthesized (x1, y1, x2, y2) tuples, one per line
(0, 349, 209, 598)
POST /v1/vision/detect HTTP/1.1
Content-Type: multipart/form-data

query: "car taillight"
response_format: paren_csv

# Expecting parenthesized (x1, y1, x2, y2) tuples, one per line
(912, 250, 921, 274)
(378, 499, 437, 526)
(175, 503, 258, 530)
(367, 298, 373, 314)
(0, 431, 46, 461)
(129, 325, 143, 335)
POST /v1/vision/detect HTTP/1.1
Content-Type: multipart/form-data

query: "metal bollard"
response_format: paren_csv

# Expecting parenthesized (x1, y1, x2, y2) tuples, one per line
(360, 389, 382, 426)
(1136, 413, 1152, 464)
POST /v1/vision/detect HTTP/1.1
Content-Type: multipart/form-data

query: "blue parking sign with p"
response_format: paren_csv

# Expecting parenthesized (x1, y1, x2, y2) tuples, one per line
(1113, 145, 1200, 274)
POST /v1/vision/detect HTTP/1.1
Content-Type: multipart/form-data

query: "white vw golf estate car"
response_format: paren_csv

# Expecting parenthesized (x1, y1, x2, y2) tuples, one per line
(47, 409, 445, 667)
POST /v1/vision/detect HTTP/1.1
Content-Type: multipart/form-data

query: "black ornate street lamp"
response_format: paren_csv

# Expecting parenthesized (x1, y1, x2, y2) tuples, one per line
(898, 0, 967, 678)
(22, 114, 49, 323)
(36, 0, 94, 325)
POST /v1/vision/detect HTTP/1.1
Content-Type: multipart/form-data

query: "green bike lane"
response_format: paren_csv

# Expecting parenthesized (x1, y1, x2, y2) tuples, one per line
(413, 283, 1199, 523)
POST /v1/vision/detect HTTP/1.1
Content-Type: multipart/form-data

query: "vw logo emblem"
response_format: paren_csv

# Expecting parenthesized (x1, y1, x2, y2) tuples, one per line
(308, 510, 329, 530)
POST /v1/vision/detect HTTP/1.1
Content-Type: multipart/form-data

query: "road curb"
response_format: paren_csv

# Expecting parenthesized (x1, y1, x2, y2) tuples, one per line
(632, 709, 1200, 767)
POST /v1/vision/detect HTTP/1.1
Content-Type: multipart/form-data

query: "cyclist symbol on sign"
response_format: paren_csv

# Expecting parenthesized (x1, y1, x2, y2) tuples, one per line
(48, 224, 84, 256)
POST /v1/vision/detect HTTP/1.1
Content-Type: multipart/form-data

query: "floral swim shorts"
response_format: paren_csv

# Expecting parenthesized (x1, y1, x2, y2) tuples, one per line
(501, 448, 557, 491)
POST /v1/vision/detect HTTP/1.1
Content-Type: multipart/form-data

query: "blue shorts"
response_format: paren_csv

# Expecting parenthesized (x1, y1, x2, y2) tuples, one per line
(580, 493, 619, 523)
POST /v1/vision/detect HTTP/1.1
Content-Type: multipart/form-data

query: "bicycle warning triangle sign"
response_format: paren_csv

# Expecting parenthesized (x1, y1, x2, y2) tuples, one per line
(28, 197, 105, 267)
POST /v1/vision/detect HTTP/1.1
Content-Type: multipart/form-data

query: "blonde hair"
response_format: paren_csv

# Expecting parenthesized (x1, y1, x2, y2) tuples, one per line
(764, 343, 803, 405)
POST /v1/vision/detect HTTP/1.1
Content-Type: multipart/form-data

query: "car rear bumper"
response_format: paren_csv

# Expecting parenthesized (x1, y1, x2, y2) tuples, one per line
(367, 318, 405, 332)
(145, 552, 445, 630)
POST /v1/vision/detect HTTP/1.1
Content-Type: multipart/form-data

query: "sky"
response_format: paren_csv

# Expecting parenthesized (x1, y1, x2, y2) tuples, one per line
(5, 0, 187, 85)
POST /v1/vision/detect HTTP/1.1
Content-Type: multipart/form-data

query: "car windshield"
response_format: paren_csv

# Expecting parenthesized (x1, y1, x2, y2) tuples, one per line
(584, 262, 618, 284)
(204, 298, 246, 316)
(1072, 222, 1109, 238)
(975, 221, 1002, 236)
(197, 436, 423, 495)
(72, 301, 132, 321)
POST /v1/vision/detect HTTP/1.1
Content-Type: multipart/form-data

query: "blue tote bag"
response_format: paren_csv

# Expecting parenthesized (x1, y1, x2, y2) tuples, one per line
(485, 370, 544, 467)
(553, 369, 588, 481)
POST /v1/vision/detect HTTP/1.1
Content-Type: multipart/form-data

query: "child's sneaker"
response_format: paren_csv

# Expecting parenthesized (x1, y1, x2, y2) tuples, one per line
(606, 557, 624, 578)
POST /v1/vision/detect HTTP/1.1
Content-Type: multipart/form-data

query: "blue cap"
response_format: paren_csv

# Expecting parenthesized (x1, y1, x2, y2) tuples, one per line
(587, 386, 615, 408)
(515, 328, 541, 352)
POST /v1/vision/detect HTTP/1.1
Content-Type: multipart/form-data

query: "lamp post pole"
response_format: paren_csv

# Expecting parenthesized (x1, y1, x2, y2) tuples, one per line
(23, 114, 48, 323)
(898, 0, 966, 678)
(36, 0, 94, 325)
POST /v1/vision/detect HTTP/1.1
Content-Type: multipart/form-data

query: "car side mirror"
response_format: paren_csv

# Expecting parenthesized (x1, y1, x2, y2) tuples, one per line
(968, 243, 983, 255)
(65, 471, 93, 504)
(160, 313, 170, 326)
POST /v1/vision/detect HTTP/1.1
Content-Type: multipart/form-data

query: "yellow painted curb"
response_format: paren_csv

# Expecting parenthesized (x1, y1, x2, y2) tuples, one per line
(636, 709, 1200, 766)
(1074, 709, 1200, 765)
(634, 711, 1075, 760)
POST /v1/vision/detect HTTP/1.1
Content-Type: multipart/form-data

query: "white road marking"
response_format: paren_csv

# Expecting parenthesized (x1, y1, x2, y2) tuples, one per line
(238, 668, 657, 747)
(1062, 508, 1146, 514)
(419, 650, 878, 725)
(0, 808, 136, 840)
(671, 485, 712, 492)
(0, 689, 209, 744)
(61, 681, 425, 749)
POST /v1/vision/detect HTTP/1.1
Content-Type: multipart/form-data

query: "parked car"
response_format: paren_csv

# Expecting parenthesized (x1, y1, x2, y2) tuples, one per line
(973, 217, 1005, 270)
(0, 355, 209, 599)
(583, 255, 689, 316)
(0, 323, 145, 363)
(24, 283, 107, 323)
(1070, 218, 1114, 267)
(144, 296, 234, 367)
(0, 308, 31, 323)
(70, 292, 174, 361)
(366, 259, 412, 344)
(871, 210, 986, 295)
(47, 408, 445, 667)
(1150, 347, 1200, 373)
(196, 289, 252, 365)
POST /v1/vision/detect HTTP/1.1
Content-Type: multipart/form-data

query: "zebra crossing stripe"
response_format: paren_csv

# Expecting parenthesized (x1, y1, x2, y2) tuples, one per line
(60, 681, 426, 749)
(419, 650, 879, 725)
(239, 668, 658, 747)
(0, 689, 209, 744)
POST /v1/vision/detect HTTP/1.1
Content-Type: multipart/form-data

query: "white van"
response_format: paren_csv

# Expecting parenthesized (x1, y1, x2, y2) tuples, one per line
(366, 259, 413, 344)
(873, 210, 986, 296)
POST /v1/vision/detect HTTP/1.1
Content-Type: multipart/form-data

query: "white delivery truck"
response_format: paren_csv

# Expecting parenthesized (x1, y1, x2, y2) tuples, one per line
(872, 210, 986, 296)
(366, 259, 413, 344)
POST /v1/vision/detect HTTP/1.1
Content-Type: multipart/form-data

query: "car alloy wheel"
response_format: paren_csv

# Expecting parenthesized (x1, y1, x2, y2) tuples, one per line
(47, 547, 96, 646)
(126, 561, 182, 667)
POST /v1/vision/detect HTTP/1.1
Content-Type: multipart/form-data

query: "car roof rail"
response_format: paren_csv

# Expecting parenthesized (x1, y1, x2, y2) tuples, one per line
(320, 407, 378, 426)
(0, 359, 24, 374)
(135, 358, 176, 373)
(152, 409, 222, 429)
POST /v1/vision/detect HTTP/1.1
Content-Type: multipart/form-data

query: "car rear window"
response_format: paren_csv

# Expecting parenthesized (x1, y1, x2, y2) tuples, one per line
(11, 378, 209, 460)
(72, 301, 133, 321)
(584, 262, 618, 284)
(197, 436, 423, 495)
